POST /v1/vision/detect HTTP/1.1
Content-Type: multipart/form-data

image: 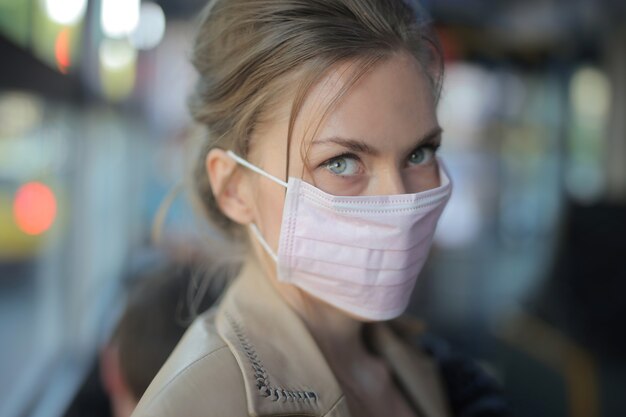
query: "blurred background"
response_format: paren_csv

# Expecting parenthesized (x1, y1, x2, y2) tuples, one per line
(0, 0, 624, 416)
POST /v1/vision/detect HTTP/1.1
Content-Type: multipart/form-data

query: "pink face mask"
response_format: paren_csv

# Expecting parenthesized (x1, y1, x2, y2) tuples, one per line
(227, 150, 452, 321)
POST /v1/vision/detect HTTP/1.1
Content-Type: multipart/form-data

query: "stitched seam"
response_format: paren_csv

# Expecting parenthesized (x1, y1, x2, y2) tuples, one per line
(142, 345, 230, 411)
(301, 191, 448, 214)
(286, 186, 298, 274)
(288, 252, 424, 277)
(224, 311, 318, 404)
(299, 181, 451, 205)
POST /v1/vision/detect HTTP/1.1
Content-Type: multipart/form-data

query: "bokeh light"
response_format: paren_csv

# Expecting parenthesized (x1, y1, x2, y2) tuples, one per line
(13, 182, 57, 236)
(0, 92, 44, 139)
(99, 39, 137, 101)
(101, 0, 140, 38)
(44, 0, 87, 26)
(54, 28, 71, 74)
(571, 67, 611, 123)
(565, 66, 611, 203)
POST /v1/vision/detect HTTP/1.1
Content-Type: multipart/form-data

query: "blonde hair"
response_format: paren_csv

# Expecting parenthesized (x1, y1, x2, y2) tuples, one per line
(189, 0, 443, 241)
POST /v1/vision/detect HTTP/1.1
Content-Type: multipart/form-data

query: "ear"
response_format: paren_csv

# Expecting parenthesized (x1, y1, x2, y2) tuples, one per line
(100, 343, 131, 398)
(205, 148, 254, 225)
(99, 344, 139, 417)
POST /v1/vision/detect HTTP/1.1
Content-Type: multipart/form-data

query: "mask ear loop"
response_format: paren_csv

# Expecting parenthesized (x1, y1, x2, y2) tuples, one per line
(249, 223, 278, 262)
(226, 150, 288, 188)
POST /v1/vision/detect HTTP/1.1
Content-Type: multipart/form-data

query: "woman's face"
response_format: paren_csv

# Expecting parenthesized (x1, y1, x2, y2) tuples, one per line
(240, 51, 442, 261)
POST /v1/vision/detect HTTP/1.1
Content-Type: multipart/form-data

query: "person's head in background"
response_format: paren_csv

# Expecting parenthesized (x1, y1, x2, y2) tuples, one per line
(100, 261, 227, 417)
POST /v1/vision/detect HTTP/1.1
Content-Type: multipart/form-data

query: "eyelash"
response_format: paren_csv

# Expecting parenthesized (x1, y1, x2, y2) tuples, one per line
(318, 143, 441, 172)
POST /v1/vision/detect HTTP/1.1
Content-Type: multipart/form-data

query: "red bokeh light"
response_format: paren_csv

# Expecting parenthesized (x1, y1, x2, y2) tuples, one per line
(55, 28, 71, 74)
(13, 182, 57, 236)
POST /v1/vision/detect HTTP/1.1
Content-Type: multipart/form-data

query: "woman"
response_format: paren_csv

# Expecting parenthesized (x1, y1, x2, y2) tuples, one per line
(132, 1, 510, 416)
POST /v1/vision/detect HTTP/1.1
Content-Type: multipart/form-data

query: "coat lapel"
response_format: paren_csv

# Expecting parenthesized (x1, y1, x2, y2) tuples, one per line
(215, 255, 347, 417)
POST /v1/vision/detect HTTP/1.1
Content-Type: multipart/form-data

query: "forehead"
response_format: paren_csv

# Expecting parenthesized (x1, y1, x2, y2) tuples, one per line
(296, 52, 438, 150)
(248, 52, 438, 165)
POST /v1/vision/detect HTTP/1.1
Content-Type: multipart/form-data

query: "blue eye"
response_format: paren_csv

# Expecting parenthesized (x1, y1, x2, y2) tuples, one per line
(408, 146, 436, 166)
(324, 156, 360, 176)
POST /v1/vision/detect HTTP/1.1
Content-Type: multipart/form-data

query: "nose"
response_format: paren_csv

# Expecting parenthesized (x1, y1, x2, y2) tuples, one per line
(371, 168, 407, 196)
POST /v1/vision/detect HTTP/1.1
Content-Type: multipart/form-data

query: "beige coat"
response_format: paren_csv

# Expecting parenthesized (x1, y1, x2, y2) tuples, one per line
(131, 255, 452, 417)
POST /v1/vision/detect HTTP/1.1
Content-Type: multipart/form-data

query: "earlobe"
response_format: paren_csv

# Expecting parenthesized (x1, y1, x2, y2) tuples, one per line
(205, 148, 254, 225)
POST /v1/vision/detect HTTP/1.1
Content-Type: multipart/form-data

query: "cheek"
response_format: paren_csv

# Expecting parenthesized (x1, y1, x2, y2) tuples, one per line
(254, 181, 287, 248)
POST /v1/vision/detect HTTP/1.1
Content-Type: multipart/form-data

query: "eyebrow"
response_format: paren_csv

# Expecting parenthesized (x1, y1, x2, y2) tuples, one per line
(311, 126, 443, 155)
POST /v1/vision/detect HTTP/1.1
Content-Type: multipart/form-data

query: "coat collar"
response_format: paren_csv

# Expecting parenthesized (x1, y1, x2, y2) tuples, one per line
(215, 255, 450, 417)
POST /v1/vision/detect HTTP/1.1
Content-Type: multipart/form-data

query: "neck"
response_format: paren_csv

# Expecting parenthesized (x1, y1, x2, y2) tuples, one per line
(288, 285, 364, 355)
(250, 246, 374, 369)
